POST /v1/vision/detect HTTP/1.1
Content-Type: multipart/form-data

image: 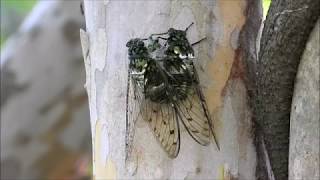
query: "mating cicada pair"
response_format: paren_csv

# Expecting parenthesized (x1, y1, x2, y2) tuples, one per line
(126, 23, 219, 158)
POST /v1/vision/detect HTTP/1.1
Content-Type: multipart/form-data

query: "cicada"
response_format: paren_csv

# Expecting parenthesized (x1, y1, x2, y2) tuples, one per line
(126, 23, 219, 158)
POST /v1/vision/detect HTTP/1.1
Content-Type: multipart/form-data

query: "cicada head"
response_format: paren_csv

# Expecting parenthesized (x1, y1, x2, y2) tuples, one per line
(126, 38, 149, 72)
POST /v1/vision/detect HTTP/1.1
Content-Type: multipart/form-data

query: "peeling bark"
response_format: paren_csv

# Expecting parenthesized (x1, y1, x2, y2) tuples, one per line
(82, 0, 261, 179)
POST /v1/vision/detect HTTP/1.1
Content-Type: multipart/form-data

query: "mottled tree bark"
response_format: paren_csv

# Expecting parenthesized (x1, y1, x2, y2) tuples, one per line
(255, 0, 320, 179)
(81, 0, 262, 179)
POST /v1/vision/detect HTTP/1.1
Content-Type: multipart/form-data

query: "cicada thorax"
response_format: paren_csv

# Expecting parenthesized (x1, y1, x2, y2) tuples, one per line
(126, 38, 150, 89)
(126, 38, 149, 69)
(164, 27, 201, 102)
(163, 28, 196, 89)
(165, 28, 195, 59)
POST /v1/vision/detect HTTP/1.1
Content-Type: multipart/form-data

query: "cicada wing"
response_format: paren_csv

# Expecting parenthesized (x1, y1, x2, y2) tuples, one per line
(193, 66, 220, 149)
(142, 100, 181, 158)
(126, 75, 144, 159)
(174, 86, 210, 145)
(174, 67, 219, 149)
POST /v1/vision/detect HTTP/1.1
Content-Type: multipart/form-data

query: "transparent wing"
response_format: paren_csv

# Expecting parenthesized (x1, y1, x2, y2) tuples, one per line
(142, 100, 181, 158)
(126, 75, 144, 159)
(127, 73, 181, 158)
(174, 65, 219, 149)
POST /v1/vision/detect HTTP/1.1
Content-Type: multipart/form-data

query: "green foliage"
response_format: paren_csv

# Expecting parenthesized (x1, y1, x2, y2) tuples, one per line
(2, 0, 37, 13)
(0, 0, 37, 48)
(263, 0, 271, 17)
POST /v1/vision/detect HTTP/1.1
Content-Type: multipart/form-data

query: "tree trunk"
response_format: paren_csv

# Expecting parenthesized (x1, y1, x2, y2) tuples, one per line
(81, 0, 262, 179)
(1, 1, 91, 179)
(289, 19, 319, 180)
(255, 0, 320, 179)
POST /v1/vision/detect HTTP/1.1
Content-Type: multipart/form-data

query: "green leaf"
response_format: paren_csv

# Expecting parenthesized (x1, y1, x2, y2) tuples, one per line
(263, 0, 272, 17)
(2, 0, 37, 13)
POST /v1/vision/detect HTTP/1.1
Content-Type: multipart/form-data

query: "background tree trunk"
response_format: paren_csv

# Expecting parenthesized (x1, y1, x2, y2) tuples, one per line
(289, 19, 319, 180)
(1, 1, 91, 179)
(255, 0, 319, 179)
(81, 0, 262, 179)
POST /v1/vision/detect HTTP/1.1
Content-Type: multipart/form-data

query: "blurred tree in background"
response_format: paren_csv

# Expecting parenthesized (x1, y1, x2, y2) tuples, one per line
(0, 0, 37, 48)
(1, 0, 92, 179)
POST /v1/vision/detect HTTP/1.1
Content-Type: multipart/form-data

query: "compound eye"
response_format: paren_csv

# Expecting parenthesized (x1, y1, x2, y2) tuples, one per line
(126, 40, 133, 47)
